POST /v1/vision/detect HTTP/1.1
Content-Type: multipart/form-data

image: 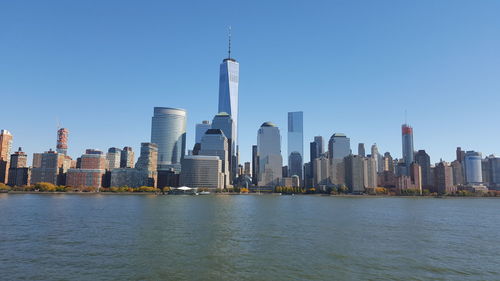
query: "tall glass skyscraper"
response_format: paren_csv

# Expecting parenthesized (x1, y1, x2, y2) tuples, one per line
(151, 107, 186, 172)
(328, 133, 351, 160)
(464, 151, 483, 185)
(257, 122, 282, 187)
(218, 55, 239, 146)
(401, 124, 414, 166)
(287, 111, 303, 179)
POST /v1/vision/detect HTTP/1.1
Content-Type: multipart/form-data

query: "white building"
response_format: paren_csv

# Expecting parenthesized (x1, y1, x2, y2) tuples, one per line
(180, 155, 224, 190)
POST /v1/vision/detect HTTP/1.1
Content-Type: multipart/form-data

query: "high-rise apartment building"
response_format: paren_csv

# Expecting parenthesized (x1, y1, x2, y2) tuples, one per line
(31, 150, 69, 185)
(56, 128, 69, 155)
(401, 124, 414, 173)
(151, 107, 187, 172)
(120, 146, 135, 168)
(66, 150, 106, 188)
(7, 147, 30, 186)
(106, 147, 122, 170)
(0, 130, 13, 184)
(257, 122, 283, 187)
(287, 111, 303, 180)
(435, 161, 455, 194)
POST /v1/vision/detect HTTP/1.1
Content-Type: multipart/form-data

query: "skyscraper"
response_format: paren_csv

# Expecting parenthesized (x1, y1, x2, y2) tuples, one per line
(120, 146, 135, 168)
(464, 151, 483, 185)
(435, 161, 455, 194)
(106, 147, 122, 170)
(345, 155, 365, 193)
(257, 122, 283, 187)
(195, 120, 211, 144)
(252, 145, 259, 186)
(8, 147, 30, 187)
(151, 107, 187, 172)
(218, 30, 239, 152)
(328, 133, 351, 160)
(415, 150, 432, 188)
(371, 143, 383, 172)
(358, 143, 366, 157)
(199, 129, 230, 188)
(56, 128, 69, 155)
(135, 142, 158, 187)
(287, 111, 303, 179)
(0, 130, 13, 184)
(212, 112, 236, 181)
(401, 124, 414, 167)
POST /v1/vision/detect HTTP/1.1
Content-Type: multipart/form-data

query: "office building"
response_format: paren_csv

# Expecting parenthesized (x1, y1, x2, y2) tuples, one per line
(365, 156, 377, 189)
(345, 155, 365, 193)
(31, 150, 70, 185)
(195, 120, 211, 144)
(464, 151, 483, 185)
(135, 142, 158, 187)
(328, 133, 351, 160)
(287, 111, 303, 180)
(7, 147, 30, 186)
(212, 112, 236, 182)
(257, 122, 283, 187)
(180, 155, 224, 189)
(371, 143, 383, 172)
(383, 152, 394, 172)
(451, 160, 464, 186)
(218, 34, 240, 150)
(313, 156, 330, 187)
(489, 156, 500, 189)
(199, 129, 230, 188)
(151, 107, 187, 172)
(415, 150, 432, 189)
(358, 143, 365, 157)
(252, 145, 258, 185)
(66, 150, 106, 188)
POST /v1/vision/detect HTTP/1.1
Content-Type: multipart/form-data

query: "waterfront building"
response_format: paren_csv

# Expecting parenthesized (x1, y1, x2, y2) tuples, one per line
(7, 147, 30, 186)
(345, 155, 365, 193)
(135, 142, 158, 187)
(371, 143, 384, 172)
(451, 160, 464, 186)
(106, 147, 122, 170)
(56, 128, 69, 155)
(180, 155, 224, 189)
(120, 146, 135, 168)
(110, 168, 145, 188)
(199, 129, 230, 188)
(281, 176, 300, 187)
(31, 150, 70, 185)
(244, 162, 251, 176)
(313, 156, 330, 187)
(383, 152, 394, 172)
(66, 150, 106, 188)
(415, 150, 432, 189)
(435, 161, 455, 194)
(195, 120, 211, 144)
(287, 111, 303, 180)
(257, 122, 283, 187)
(489, 156, 500, 189)
(252, 145, 259, 186)
(151, 107, 187, 172)
(328, 133, 351, 160)
(32, 153, 42, 168)
(464, 151, 483, 185)
(365, 156, 377, 189)
(401, 124, 414, 175)
(0, 130, 13, 184)
(218, 34, 239, 150)
(358, 143, 365, 157)
(212, 112, 236, 182)
(481, 157, 491, 186)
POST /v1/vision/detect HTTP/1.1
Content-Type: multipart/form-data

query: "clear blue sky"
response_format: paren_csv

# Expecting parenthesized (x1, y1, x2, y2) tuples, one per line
(1, 0, 499, 165)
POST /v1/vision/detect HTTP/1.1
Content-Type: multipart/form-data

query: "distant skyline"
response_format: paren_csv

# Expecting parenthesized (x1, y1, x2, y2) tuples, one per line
(1, 0, 499, 164)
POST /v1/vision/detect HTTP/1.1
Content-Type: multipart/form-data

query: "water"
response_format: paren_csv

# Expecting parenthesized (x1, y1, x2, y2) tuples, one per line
(0, 194, 499, 280)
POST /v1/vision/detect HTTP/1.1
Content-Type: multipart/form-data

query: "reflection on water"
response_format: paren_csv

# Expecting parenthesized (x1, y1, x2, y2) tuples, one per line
(0, 194, 499, 280)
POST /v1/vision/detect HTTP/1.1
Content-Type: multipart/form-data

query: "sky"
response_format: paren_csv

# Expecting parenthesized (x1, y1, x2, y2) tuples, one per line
(1, 0, 499, 165)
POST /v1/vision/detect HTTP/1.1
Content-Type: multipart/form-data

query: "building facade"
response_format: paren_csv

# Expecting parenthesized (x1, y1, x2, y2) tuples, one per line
(257, 122, 283, 187)
(180, 155, 224, 189)
(287, 111, 303, 180)
(151, 107, 187, 172)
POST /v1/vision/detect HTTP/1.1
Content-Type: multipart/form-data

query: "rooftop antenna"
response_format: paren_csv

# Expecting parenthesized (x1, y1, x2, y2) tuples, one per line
(228, 26, 232, 59)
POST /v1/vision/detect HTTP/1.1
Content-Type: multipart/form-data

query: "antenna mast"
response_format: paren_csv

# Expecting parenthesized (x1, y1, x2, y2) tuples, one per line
(228, 26, 232, 59)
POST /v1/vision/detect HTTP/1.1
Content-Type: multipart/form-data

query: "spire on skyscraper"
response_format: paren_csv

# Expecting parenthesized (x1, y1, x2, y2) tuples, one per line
(228, 26, 232, 59)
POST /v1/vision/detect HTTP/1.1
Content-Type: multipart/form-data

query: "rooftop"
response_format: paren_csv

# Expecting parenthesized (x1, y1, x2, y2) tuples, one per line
(261, 122, 276, 127)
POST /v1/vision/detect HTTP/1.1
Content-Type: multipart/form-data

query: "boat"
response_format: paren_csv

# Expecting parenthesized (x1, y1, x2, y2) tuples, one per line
(199, 191, 211, 195)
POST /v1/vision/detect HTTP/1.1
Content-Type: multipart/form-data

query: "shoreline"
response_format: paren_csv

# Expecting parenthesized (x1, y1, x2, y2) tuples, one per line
(1, 191, 498, 198)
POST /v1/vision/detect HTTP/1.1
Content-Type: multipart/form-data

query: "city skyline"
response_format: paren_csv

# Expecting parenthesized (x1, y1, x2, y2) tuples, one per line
(1, 1, 500, 165)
